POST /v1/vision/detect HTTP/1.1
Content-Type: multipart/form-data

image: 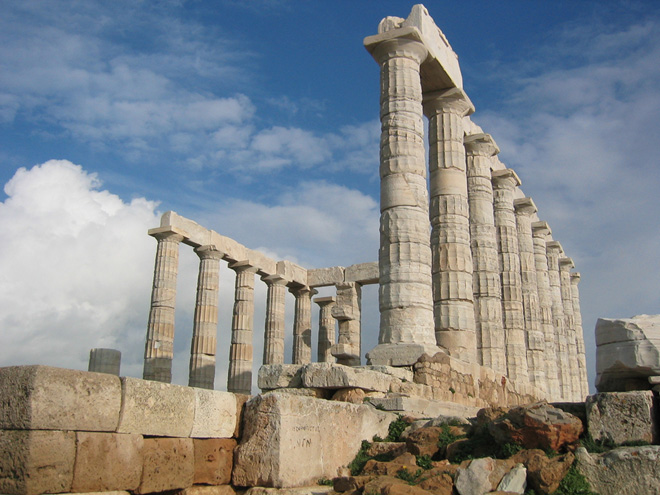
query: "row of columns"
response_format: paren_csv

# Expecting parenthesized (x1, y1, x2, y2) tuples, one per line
(143, 234, 363, 394)
(369, 35, 588, 401)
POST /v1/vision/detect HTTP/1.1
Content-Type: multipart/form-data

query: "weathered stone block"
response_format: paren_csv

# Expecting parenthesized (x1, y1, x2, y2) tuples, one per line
(307, 267, 345, 287)
(244, 487, 333, 495)
(0, 429, 75, 495)
(300, 363, 392, 392)
(586, 391, 657, 445)
(345, 262, 379, 284)
(257, 365, 304, 390)
(191, 389, 238, 439)
(137, 437, 194, 494)
(232, 392, 393, 487)
(180, 486, 237, 495)
(194, 438, 236, 485)
(71, 432, 143, 492)
(0, 365, 121, 432)
(117, 377, 194, 437)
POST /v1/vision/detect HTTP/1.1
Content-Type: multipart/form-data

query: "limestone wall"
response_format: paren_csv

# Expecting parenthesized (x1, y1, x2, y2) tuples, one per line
(0, 365, 246, 495)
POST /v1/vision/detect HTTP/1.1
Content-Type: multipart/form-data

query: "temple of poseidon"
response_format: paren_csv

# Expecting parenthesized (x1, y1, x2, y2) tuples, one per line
(11, 6, 660, 495)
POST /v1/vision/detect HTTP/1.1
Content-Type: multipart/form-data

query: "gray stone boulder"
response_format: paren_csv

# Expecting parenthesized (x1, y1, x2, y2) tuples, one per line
(596, 315, 660, 392)
(576, 445, 660, 495)
(586, 391, 657, 445)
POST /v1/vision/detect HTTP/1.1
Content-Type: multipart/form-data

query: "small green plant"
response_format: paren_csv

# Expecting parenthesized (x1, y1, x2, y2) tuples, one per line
(372, 434, 384, 442)
(385, 415, 408, 442)
(317, 478, 333, 486)
(348, 440, 372, 476)
(524, 489, 538, 495)
(552, 464, 598, 495)
(500, 442, 523, 458)
(374, 403, 386, 411)
(416, 454, 433, 470)
(449, 387, 456, 394)
(395, 467, 424, 484)
(579, 434, 615, 454)
(437, 423, 467, 456)
(544, 448, 558, 458)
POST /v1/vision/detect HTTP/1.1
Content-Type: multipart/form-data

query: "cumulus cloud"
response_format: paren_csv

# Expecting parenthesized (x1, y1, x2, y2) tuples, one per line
(0, 160, 161, 377)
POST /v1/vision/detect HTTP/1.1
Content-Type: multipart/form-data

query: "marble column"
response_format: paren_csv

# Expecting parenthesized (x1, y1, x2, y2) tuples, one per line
(189, 245, 223, 390)
(571, 272, 589, 399)
(492, 169, 528, 382)
(514, 197, 546, 392)
(332, 282, 362, 366)
(227, 261, 258, 394)
(144, 228, 184, 383)
(424, 88, 477, 364)
(292, 286, 315, 365)
(464, 133, 506, 374)
(531, 221, 561, 400)
(366, 37, 439, 366)
(89, 348, 121, 376)
(262, 274, 287, 365)
(559, 257, 580, 401)
(546, 241, 569, 400)
(314, 296, 336, 363)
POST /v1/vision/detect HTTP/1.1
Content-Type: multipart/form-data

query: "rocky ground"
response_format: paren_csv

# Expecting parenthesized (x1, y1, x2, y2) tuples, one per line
(326, 401, 647, 495)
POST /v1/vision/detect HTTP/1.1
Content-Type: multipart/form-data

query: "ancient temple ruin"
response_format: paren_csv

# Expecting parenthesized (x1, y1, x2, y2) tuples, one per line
(141, 5, 589, 404)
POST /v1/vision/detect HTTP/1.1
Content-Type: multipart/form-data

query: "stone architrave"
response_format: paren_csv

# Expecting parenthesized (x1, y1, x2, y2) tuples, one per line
(314, 296, 336, 363)
(365, 35, 440, 366)
(424, 88, 477, 364)
(88, 348, 121, 376)
(514, 197, 546, 392)
(559, 257, 580, 401)
(189, 245, 224, 390)
(464, 133, 506, 374)
(492, 169, 528, 382)
(331, 282, 362, 366)
(262, 275, 288, 365)
(571, 272, 589, 398)
(291, 286, 315, 365)
(531, 221, 561, 400)
(227, 261, 258, 395)
(546, 241, 569, 400)
(144, 227, 185, 383)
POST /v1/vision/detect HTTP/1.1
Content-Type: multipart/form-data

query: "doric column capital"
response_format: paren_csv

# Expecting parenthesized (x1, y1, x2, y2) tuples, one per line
(262, 274, 288, 287)
(229, 260, 258, 274)
(464, 133, 500, 157)
(492, 168, 522, 189)
(372, 37, 428, 65)
(559, 257, 575, 270)
(290, 285, 316, 297)
(194, 244, 224, 260)
(571, 272, 581, 285)
(514, 197, 538, 216)
(546, 240, 563, 253)
(422, 87, 474, 117)
(532, 221, 552, 237)
(314, 296, 337, 307)
(148, 226, 185, 243)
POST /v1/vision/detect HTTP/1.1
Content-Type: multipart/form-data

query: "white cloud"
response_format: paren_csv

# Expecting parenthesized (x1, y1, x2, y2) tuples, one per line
(0, 160, 160, 377)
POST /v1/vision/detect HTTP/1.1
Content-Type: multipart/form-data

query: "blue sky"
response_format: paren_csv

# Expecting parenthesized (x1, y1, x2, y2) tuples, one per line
(1, 1, 659, 392)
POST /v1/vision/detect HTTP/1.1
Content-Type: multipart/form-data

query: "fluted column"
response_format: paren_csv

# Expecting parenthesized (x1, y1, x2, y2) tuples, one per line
(366, 37, 439, 366)
(424, 88, 477, 363)
(547, 241, 569, 400)
(332, 282, 362, 366)
(571, 272, 589, 399)
(559, 257, 580, 400)
(514, 198, 546, 392)
(227, 261, 258, 394)
(464, 133, 505, 373)
(492, 169, 528, 382)
(315, 296, 337, 363)
(292, 286, 315, 364)
(89, 348, 121, 376)
(188, 245, 223, 389)
(531, 221, 561, 399)
(262, 275, 287, 365)
(144, 228, 184, 383)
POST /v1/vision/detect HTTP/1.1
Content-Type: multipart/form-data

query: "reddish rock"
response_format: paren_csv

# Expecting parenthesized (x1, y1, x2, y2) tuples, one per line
(194, 438, 237, 485)
(362, 453, 417, 476)
(405, 427, 443, 457)
(512, 449, 574, 494)
(367, 442, 407, 458)
(333, 475, 374, 492)
(417, 472, 453, 495)
(363, 476, 431, 495)
(332, 388, 367, 404)
(488, 402, 582, 451)
(476, 407, 509, 427)
(137, 437, 194, 494)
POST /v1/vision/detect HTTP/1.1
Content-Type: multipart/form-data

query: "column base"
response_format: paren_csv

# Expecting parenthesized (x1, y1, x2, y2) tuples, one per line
(331, 343, 361, 367)
(366, 343, 445, 367)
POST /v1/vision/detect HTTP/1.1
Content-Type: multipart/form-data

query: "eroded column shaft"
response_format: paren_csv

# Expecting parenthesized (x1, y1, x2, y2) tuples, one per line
(332, 282, 362, 366)
(559, 257, 580, 401)
(292, 286, 314, 365)
(89, 348, 121, 376)
(144, 229, 184, 383)
(547, 241, 569, 400)
(189, 245, 223, 389)
(227, 261, 257, 394)
(263, 275, 287, 365)
(492, 169, 528, 382)
(571, 272, 589, 399)
(315, 297, 337, 363)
